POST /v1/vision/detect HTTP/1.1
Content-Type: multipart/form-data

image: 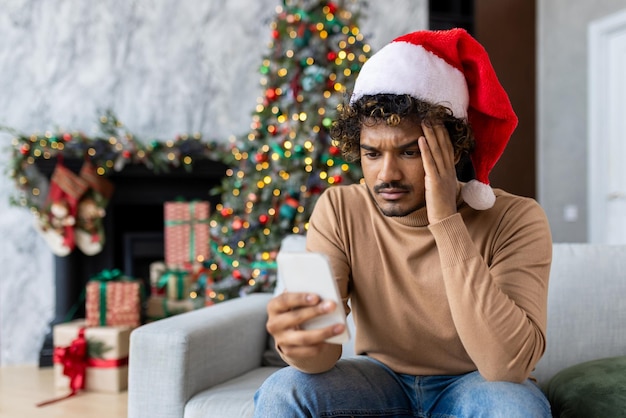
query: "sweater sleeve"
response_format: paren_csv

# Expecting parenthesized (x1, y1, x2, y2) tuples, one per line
(428, 198, 552, 383)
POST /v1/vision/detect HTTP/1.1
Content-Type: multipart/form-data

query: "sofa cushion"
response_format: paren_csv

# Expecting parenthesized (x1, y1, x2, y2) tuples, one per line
(184, 367, 281, 418)
(546, 356, 626, 417)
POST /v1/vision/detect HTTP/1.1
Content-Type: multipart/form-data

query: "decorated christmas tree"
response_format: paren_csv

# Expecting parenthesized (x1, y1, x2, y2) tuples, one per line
(206, 0, 371, 302)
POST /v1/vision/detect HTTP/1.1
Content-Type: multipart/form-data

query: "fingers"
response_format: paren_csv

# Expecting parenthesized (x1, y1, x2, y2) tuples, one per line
(419, 122, 455, 176)
(275, 323, 346, 358)
(266, 292, 345, 353)
(267, 291, 321, 316)
(420, 122, 459, 223)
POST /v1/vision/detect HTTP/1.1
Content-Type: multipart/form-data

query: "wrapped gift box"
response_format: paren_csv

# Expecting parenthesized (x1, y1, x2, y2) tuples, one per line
(53, 320, 131, 393)
(149, 261, 167, 296)
(145, 296, 197, 321)
(157, 268, 193, 301)
(164, 201, 210, 267)
(85, 270, 142, 327)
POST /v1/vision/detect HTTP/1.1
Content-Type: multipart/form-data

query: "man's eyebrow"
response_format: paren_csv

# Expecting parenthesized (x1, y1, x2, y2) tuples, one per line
(396, 139, 420, 150)
(360, 139, 420, 151)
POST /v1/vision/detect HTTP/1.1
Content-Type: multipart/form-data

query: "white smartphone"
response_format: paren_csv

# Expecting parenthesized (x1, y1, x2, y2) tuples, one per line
(276, 252, 350, 344)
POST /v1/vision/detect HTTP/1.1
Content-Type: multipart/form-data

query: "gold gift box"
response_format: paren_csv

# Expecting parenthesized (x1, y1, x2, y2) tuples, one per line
(53, 319, 131, 393)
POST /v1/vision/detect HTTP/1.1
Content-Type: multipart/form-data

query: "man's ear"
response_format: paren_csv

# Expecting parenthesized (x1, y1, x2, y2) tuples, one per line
(453, 151, 462, 165)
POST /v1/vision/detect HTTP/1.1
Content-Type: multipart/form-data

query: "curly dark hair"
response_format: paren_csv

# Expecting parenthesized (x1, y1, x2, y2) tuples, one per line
(330, 94, 475, 179)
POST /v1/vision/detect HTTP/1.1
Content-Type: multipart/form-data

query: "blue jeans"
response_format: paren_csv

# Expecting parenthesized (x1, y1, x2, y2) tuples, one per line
(253, 356, 551, 417)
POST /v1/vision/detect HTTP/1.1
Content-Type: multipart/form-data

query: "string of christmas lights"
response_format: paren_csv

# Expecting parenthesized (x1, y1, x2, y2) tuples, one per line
(5, 110, 229, 215)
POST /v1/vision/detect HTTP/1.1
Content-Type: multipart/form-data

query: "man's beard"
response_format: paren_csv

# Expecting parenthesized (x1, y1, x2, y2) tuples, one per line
(370, 182, 420, 217)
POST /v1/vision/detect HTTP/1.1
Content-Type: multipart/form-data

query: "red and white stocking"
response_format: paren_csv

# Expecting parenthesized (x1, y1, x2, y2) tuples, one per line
(75, 160, 115, 255)
(35, 161, 89, 256)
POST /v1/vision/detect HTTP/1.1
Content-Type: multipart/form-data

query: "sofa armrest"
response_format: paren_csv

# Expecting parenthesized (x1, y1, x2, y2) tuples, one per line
(128, 293, 273, 418)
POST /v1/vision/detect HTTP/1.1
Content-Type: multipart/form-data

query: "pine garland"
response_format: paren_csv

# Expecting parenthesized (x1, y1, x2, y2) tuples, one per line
(4, 110, 230, 214)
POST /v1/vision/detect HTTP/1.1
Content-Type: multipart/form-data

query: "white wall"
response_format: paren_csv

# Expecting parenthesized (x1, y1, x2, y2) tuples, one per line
(0, 0, 426, 365)
(537, 0, 626, 242)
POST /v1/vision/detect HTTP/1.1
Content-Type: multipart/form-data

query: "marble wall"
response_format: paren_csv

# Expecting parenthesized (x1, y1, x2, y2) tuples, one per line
(0, 0, 426, 365)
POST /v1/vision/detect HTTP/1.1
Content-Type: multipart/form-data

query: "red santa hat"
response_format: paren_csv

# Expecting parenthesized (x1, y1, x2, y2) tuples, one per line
(351, 28, 518, 210)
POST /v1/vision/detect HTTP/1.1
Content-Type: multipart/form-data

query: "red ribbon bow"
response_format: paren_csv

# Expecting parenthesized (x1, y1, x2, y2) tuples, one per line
(36, 328, 88, 407)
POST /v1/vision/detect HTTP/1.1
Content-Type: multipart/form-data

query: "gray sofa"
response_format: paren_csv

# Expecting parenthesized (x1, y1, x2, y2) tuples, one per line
(128, 243, 626, 417)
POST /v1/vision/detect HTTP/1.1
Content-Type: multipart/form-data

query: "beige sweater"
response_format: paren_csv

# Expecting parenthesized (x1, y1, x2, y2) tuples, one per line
(301, 182, 552, 383)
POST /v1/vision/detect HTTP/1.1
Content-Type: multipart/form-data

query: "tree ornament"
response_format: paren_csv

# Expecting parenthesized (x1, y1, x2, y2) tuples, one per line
(255, 152, 268, 163)
(265, 88, 278, 101)
(279, 193, 300, 221)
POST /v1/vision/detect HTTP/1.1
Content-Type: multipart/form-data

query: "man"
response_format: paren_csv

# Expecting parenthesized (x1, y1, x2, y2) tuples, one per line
(254, 28, 552, 417)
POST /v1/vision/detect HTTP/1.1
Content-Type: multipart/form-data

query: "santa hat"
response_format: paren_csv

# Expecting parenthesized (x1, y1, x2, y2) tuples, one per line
(351, 28, 518, 210)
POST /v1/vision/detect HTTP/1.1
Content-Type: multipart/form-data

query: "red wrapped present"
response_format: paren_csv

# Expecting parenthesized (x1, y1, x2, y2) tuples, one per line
(85, 269, 142, 328)
(164, 201, 210, 268)
(53, 320, 131, 393)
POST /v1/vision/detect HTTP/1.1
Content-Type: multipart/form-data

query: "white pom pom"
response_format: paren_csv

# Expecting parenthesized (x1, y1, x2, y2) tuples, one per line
(461, 180, 496, 210)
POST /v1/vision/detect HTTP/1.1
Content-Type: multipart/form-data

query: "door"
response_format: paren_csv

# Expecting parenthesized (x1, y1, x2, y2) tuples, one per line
(588, 8, 626, 243)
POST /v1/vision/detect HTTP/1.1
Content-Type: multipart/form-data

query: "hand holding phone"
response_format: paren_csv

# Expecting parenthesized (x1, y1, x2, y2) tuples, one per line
(277, 252, 350, 344)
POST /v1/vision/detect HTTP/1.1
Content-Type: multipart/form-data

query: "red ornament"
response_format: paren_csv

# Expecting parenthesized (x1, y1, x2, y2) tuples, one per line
(255, 152, 268, 163)
(232, 218, 243, 231)
(266, 88, 278, 101)
(333, 175, 343, 184)
(220, 207, 232, 217)
(329, 145, 341, 156)
(259, 214, 269, 225)
(122, 150, 132, 159)
(309, 185, 322, 195)
(19, 145, 29, 155)
(327, 2, 338, 14)
(327, 51, 337, 61)
(232, 270, 243, 280)
(285, 196, 299, 209)
(272, 30, 280, 39)
(62, 133, 73, 142)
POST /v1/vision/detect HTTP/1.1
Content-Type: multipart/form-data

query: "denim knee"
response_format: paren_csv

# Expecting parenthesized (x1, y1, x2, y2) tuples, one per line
(253, 367, 312, 417)
(445, 378, 551, 418)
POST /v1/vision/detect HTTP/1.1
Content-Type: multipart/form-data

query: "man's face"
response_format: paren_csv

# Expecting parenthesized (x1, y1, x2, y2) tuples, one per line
(360, 119, 427, 217)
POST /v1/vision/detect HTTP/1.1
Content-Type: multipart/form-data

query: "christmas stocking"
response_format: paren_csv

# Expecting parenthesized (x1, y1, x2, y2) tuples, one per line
(75, 160, 115, 256)
(34, 161, 89, 256)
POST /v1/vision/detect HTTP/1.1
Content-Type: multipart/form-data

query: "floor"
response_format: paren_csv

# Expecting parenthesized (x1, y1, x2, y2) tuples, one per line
(0, 365, 128, 418)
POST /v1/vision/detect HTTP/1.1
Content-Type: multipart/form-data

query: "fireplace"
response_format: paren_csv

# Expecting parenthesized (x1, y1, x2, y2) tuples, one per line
(37, 157, 226, 366)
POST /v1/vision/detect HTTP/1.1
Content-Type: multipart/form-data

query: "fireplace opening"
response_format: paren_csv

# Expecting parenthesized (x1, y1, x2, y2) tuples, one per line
(36, 157, 226, 366)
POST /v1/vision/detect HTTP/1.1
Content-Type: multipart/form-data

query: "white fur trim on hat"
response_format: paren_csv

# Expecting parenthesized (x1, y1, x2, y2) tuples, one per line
(350, 41, 469, 119)
(461, 179, 496, 210)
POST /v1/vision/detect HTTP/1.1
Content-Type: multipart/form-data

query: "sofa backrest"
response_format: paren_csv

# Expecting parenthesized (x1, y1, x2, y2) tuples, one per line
(533, 243, 626, 386)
